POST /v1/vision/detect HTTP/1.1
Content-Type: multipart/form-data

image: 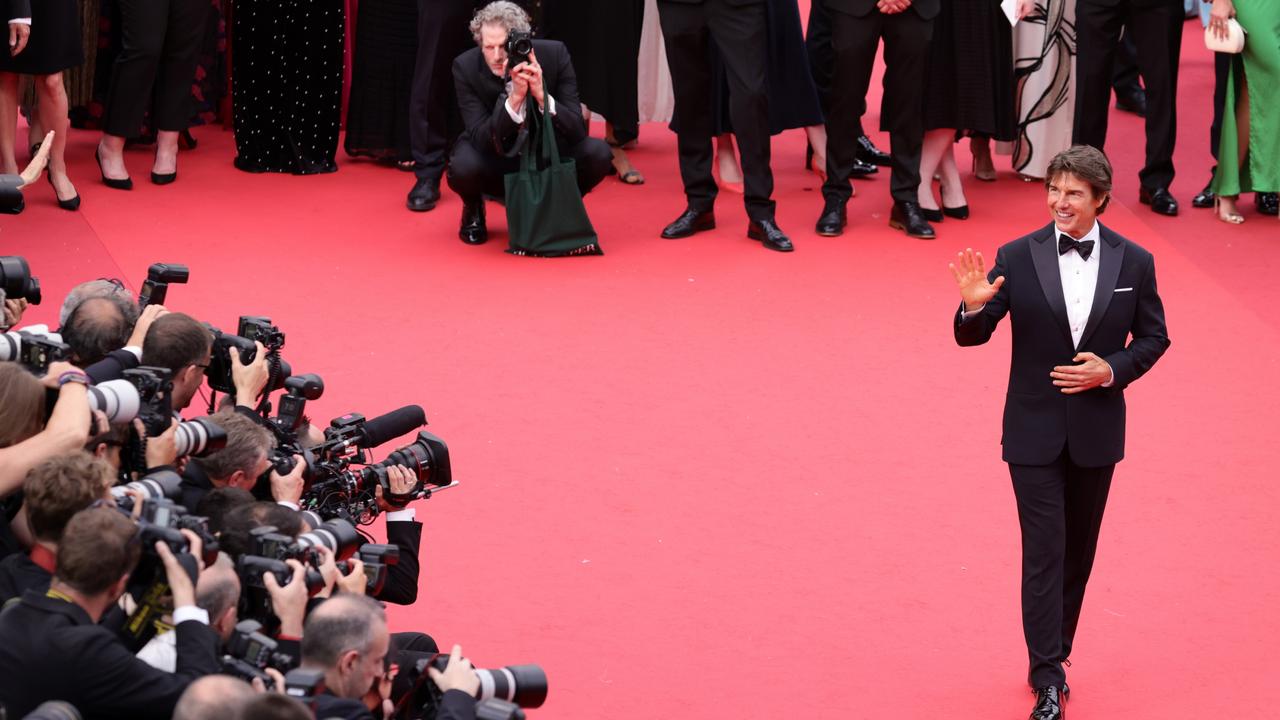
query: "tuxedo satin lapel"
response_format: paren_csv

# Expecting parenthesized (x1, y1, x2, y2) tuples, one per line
(1029, 226, 1073, 347)
(1079, 225, 1126, 349)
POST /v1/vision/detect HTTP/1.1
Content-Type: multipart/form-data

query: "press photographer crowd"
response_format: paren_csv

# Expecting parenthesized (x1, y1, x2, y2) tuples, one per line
(0, 256, 549, 720)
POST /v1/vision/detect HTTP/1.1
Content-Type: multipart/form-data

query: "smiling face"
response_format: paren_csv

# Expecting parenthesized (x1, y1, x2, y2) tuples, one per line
(480, 23, 510, 77)
(1046, 171, 1107, 239)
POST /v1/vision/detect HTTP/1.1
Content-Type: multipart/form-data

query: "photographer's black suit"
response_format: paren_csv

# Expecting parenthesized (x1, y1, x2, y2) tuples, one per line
(821, 0, 939, 205)
(0, 590, 220, 719)
(84, 347, 142, 384)
(0, 552, 51, 606)
(379, 518, 422, 605)
(446, 39, 612, 204)
(658, 0, 774, 222)
(954, 222, 1169, 689)
(313, 692, 376, 720)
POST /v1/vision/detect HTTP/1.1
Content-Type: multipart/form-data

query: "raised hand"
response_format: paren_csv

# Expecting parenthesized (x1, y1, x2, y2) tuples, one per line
(949, 248, 1005, 312)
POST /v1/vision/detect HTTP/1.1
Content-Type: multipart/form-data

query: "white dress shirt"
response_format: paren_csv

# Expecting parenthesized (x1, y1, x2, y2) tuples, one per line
(1058, 220, 1101, 349)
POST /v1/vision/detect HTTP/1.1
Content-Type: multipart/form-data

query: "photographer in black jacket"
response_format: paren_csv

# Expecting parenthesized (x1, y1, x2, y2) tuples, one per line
(0, 506, 220, 719)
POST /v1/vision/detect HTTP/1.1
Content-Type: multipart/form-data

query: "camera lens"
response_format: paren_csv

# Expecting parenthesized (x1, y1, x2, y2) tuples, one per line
(173, 417, 229, 457)
(475, 665, 547, 708)
(111, 470, 183, 504)
(86, 379, 141, 423)
(293, 518, 362, 561)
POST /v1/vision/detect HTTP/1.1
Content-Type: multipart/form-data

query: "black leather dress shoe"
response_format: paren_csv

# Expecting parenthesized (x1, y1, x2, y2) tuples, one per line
(1192, 180, 1215, 209)
(889, 201, 936, 239)
(1115, 88, 1147, 117)
(1257, 191, 1279, 216)
(747, 219, 794, 252)
(815, 199, 847, 236)
(1139, 186, 1179, 216)
(849, 157, 879, 178)
(407, 177, 441, 212)
(1029, 686, 1064, 720)
(856, 135, 891, 167)
(458, 202, 487, 245)
(661, 208, 715, 239)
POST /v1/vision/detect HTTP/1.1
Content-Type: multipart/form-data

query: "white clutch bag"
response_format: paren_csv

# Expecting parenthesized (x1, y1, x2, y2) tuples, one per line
(1205, 18, 1246, 54)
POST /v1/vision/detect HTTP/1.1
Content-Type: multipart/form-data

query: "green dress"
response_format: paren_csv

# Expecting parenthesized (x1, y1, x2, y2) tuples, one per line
(1212, 0, 1280, 196)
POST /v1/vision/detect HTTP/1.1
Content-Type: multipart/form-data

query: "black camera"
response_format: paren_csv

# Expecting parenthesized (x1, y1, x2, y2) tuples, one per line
(506, 30, 533, 71)
(397, 655, 547, 720)
(0, 255, 42, 306)
(283, 667, 327, 711)
(137, 263, 189, 309)
(88, 378, 228, 458)
(0, 325, 70, 374)
(221, 619, 298, 687)
(206, 318, 291, 397)
(337, 543, 400, 596)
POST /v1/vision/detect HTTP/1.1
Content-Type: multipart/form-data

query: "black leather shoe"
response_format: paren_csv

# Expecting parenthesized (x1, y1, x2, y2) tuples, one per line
(661, 208, 715, 239)
(747, 219, 794, 252)
(458, 202, 487, 245)
(1115, 88, 1147, 117)
(407, 177, 440, 212)
(151, 170, 177, 185)
(1257, 191, 1279, 216)
(95, 148, 132, 191)
(943, 204, 970, 220)
(815, 198, 847, 236)
(889, 201, 936, 239)
(1029, 686, 1064, 720)
(1192, 181, 1215, 209)
(856, 135, 891, 167)
(849, 157, 879, 178)
(1139, 186, 1179, 216)
(921, 206, 944, 223)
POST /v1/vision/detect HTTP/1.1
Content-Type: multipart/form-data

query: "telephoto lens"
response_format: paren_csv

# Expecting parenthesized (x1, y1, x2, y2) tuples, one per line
(111, 470, 183, 508)
(173, 416, 228, 457)
(86, 379, 141, 423)
(424, 657, 548, 709)
(292, 518, 362, 561)
(0, 255, 42, 305)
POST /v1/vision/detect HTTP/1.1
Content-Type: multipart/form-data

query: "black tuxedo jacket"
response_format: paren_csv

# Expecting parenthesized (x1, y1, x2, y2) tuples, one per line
(3, 0, 30, 20)
(954, 222, 1170, 467)
(0, 590, 220, 719)
(377, 518, 422, 605)
(452, 39, 587, 158)
(826, 0, 940, 20)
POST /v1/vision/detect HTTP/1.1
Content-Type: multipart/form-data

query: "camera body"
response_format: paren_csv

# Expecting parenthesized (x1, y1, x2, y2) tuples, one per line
(505, 30, 533, 72)
(396, 654, 547, 720)
(122, 366, 175, 437)
(206, 317, 291, 397)
(221, 618, 298, 686)
(0, 327, 71, 375)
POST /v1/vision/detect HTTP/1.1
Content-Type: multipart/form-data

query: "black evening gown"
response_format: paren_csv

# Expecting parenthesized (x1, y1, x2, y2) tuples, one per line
(539, 0, 644, 144)
(232, 0, 344, 174)
(344, 0, 418, 162)
(670, 0, 822, 137)
(922, 0, 1017, 140)
(0, 0, 83, 74)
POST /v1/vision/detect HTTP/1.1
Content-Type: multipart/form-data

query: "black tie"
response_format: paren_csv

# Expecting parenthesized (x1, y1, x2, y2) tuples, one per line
(1058, 234, 1095, 261)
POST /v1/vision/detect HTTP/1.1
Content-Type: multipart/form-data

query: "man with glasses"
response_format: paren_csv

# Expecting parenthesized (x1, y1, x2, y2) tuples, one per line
(140, 313, 213, 415)
(300, 594, 392, 720)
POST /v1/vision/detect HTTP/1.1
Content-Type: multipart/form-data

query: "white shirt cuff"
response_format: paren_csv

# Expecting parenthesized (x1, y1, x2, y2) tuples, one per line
(505, 97, 525, 124)
(277, 500, 300, 511)
(123, 345, 143, 360)
(960, 304, 985, 321)
(386, 508, 416, 522)
(1101, 366, 1115, 388)
(173, 605, 210, 625)
(9, 18, 31, 25)
(547, 94, 556, 116)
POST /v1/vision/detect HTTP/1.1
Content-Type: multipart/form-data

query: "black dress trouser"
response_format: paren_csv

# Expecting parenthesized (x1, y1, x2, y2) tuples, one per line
(446, 137, 613, 204)
(804, 0, 866, 138)
(1072, 0, 1183, 191)
(103, 0, 208, 137)
(658, 0, 775, 222)
(821, 9, 932, 205)
(1009, 450, 1115, 690)
(408, 0, 474, 183)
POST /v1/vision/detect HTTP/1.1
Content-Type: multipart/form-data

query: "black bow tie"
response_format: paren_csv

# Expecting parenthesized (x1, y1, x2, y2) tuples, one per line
(1058, 235, 1095, 261)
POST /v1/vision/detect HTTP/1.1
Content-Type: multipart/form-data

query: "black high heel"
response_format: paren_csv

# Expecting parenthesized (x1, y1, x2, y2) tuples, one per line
(943, 205, 970, 220)
(921, 207, 944, 223)
(151, 170, 177, 185)
(96, 148, 133, 190)
(47, 170, 81, 211)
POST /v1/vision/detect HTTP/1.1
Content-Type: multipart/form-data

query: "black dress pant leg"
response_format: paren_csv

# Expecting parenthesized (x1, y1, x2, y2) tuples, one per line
(879, 11, 933, 204)
(1072, 1, 1126, 152)
(569, 137, 614, 196)
(705, 0, 774, 222)
(658, 1, 717, 214)
(1126, 0, 1182, 190)
(1111, 29, 1141, 96)
(806, 0, 867, 139)
(446, 140, 511, 204)
(151, 0, 208, 131)
(1059, 461, 1114, 662)
(822, 10, 881, 203)
(105, 0, 170, 137)
(409, 0, 473, 182)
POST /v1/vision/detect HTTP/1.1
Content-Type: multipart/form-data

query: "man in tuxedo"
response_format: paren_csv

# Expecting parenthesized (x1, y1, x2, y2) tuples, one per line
(446, 1, 612, 245)
(656, 0, 792, 253)
(1072, 0, 1183, 215)
(949, 145, 1170, 720)
(815, 0, 940, 240)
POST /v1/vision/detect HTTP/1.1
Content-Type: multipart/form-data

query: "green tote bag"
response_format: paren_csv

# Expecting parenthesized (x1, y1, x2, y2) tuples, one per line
(504, 106, 602, 257)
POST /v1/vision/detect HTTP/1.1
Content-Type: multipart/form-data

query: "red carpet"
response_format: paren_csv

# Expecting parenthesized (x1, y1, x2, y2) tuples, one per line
(3, 19, 1278, 719)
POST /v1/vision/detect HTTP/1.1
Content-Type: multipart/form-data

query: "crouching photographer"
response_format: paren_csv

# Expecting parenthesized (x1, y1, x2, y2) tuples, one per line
(0, 506, 220, 719)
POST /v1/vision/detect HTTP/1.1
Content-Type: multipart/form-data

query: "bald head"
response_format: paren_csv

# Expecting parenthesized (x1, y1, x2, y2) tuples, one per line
(59, 279, 138, 327)
(63, 296, 133, 366)
(173, 675, 254, 720)
(196, 553, 240, 625)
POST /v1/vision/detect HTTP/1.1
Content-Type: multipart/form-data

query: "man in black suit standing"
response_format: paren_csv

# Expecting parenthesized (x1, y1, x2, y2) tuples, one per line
(1072, 0, 1183, 216)
(446, 1, 612, 245)
(950, 146, 1170, 720)
(656, 0, 792, 253)
(815, 0, 940, 240)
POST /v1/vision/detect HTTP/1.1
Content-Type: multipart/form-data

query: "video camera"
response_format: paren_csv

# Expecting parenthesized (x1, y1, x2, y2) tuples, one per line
(396, 654, 548, 720)
(0, 255, 42, 308)
(0, 324, 70, 374)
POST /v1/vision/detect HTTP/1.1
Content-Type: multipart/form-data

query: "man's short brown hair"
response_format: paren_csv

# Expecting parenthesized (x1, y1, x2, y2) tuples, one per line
(55, 507, 140, 596)
(24, 451, 114, 543)
(142, 313, 212, 375)
(1045, 145, 1113, 213)
(193, 410, 275, 484)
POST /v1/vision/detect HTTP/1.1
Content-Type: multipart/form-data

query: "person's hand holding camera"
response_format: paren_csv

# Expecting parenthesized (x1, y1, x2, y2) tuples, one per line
(126, 303, 169, 348)
(231, 341, 270, 408)
(156, 529, 204, 609)
(2, 296, 28, 328)
(263, 559, 309, 637)
(270, 454, 306, 506)
(140, 417, 180, 470)
(375, 464, 415, 512)
(336, 557, 366, 596)
(313, 545, 340, 598)
(519, 50, 545, 109)
(428, 645, 480, 697)
(508, 63, 531, 110)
